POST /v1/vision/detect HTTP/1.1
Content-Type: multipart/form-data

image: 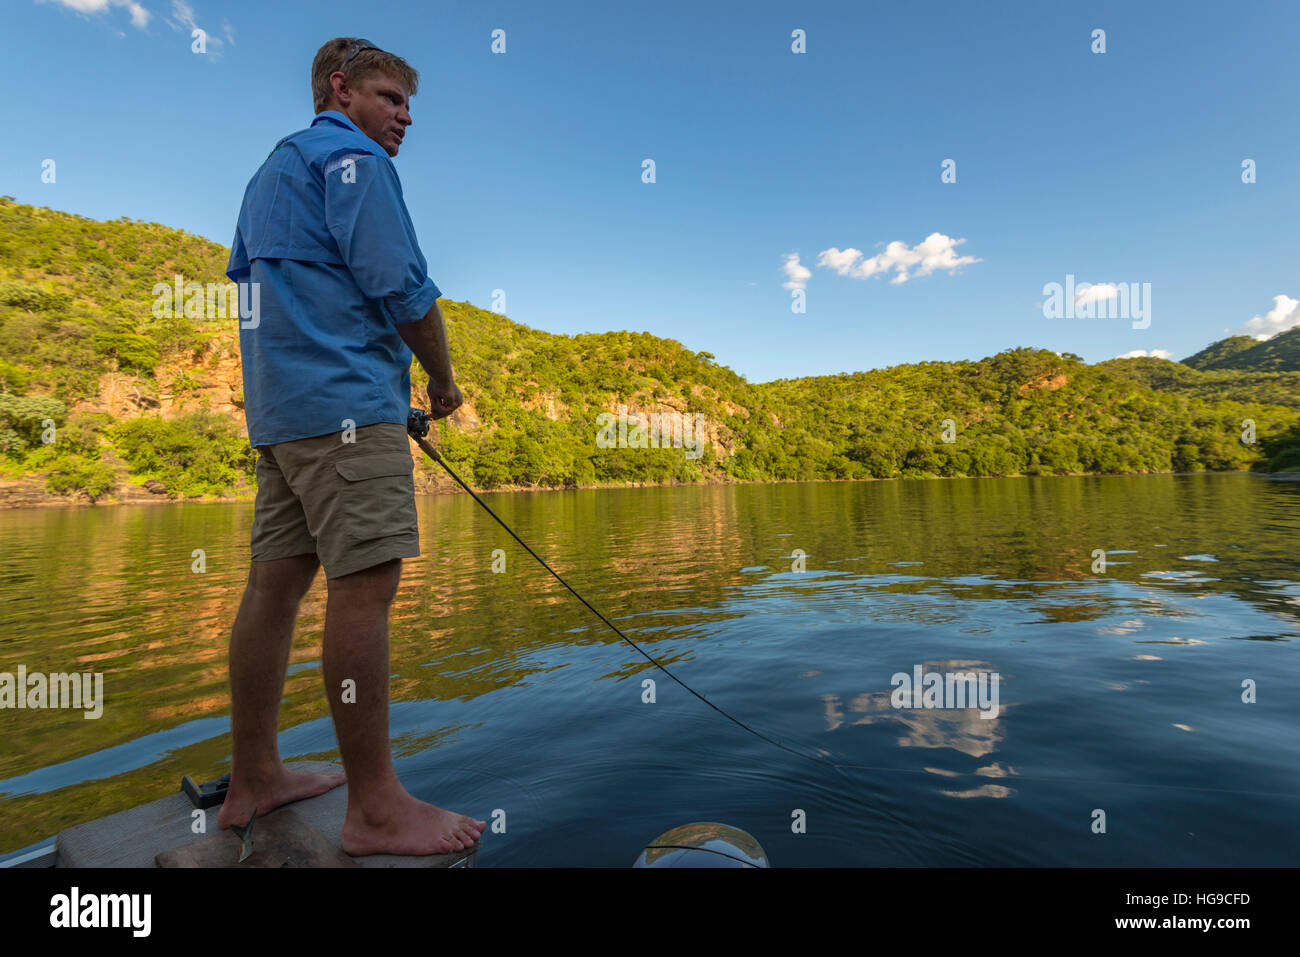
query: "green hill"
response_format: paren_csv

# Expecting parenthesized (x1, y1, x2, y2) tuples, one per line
(1182, 326, 1300, 372)
(1095, 356, 1300, 409)
(2, 195, 1298, 505)
(1182, 335, 1260, 370)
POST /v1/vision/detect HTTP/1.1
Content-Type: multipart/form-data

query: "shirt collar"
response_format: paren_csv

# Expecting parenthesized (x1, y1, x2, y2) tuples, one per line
(312, 110, 365, 136)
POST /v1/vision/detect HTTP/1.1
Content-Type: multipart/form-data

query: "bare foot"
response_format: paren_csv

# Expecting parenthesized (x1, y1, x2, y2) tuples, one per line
(342, 792, 487, 857)
(217, 766, 347, 829)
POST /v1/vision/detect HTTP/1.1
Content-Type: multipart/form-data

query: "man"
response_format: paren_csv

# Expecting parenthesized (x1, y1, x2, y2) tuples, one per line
(219, 37, 485, 857)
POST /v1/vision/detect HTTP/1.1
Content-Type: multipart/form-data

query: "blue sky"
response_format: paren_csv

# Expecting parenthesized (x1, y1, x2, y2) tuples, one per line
(2, 0, 1297, 382)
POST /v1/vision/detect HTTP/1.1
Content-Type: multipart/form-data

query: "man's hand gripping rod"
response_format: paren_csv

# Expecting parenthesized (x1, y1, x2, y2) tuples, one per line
(405, 408, 444, 465)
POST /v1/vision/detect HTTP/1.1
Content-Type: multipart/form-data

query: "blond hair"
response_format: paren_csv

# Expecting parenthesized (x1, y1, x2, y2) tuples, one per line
(311, 37, 419, 113)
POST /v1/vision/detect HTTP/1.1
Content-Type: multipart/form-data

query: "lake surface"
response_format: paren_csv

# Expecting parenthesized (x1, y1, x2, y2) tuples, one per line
(1, 473, 1298, 865)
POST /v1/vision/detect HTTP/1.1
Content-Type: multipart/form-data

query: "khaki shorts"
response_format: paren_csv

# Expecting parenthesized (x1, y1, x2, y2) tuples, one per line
(250, 422, 420, 579)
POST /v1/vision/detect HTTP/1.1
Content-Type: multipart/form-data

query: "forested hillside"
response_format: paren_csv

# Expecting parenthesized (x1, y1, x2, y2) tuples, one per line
(1182, 335, 1261, 370)
(1095, 357, 1300, 409)
(2, 195, 1298, 505)
(1182, 326, 1300, 372)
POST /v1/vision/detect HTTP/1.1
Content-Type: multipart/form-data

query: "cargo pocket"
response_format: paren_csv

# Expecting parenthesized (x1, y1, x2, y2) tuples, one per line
(331, 452, 416, 546)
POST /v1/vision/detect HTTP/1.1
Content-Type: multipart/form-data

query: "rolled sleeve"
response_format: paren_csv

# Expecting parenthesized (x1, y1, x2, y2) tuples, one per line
(381, 274, 441, 325)
(324, 152, 441, 324)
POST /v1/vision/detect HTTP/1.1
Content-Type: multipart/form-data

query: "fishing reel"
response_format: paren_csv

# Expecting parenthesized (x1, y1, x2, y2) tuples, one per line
(406, 408, 431, 438)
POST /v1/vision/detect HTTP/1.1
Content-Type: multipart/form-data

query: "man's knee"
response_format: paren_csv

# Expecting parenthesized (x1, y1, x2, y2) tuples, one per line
(327, 557, 403, 605)
(248, 553, 320, 600)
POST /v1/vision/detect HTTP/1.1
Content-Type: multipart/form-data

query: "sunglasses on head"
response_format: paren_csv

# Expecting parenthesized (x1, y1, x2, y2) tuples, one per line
(339, 38, 379, 71)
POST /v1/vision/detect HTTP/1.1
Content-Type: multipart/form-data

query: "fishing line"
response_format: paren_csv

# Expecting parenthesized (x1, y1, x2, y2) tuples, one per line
(406, 411, 1296, 802)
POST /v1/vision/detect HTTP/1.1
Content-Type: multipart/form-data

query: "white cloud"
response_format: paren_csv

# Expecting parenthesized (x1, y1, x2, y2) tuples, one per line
(817, 247, 864, 274)
(1116, 349, 1172, 359)
(1235, 294, 1299, 340)
(44, 0, 110, 11)
(41, 0, 150, 28)
(1075, 283, 1119, 307)
(168, 0, 194, 25)
(165, 0, 223, 53)
(781, 253, 811, 291)
(817, 232, 980, 285)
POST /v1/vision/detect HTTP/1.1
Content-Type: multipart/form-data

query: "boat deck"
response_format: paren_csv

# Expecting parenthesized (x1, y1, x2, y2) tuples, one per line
(4, 761, 477, 868)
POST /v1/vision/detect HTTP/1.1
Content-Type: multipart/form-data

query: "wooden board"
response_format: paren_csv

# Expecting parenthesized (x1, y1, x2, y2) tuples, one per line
(57, 760, 476, 868)
(155, 808, 360, 868)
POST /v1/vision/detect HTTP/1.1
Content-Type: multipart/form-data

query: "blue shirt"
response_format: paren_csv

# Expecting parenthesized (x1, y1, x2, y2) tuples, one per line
(226, 110, 441, 447)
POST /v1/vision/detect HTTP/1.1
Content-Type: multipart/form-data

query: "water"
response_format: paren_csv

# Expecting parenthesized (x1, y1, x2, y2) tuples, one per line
(1, 473, 1297, 865)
